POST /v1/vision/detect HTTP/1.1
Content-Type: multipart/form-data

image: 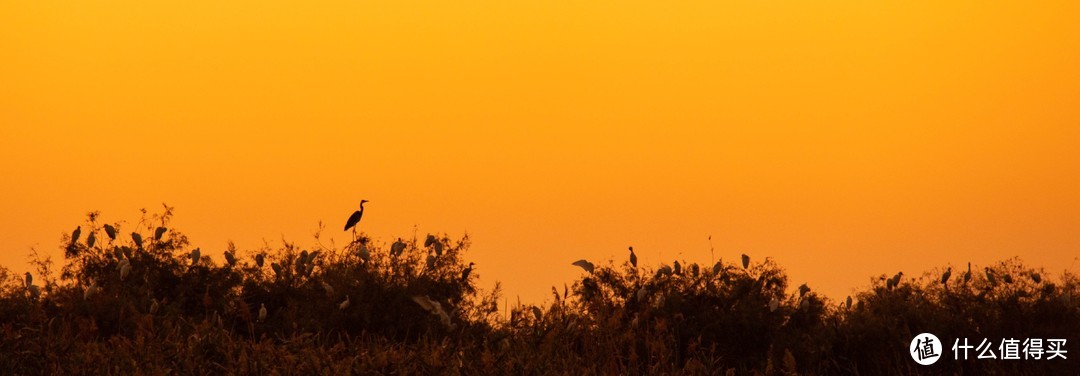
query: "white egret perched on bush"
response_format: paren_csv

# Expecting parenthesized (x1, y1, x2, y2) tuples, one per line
(132, 232, 143, 248)
(358, 244, 371, 263)
(104, 224, 117, 240)
(571, 260, 595, 274)
(339, 295, 350, 311)
(87, 231, 96, 248)
(343, 200, 369, 232)
(411, 295, 433, 311)
(410, 295, 454, 329)
(258, 304, 268, 321)
(154, 226, 167, 241)
(741, 254, 750, 269)
(120, 259, 131, 280)
(71, 226, 82, 246)
(941, 267, 952, 285)
(629, 246, 637, 268)
(83, 282, 98, 300)
(769, 297, 779, 312)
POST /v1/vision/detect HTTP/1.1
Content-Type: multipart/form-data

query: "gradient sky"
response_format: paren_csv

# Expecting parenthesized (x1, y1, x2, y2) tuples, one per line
(2, 1, 1079, 304)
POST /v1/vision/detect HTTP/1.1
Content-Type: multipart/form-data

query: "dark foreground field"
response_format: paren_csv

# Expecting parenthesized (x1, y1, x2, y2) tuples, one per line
(2, 209, 1077, 374)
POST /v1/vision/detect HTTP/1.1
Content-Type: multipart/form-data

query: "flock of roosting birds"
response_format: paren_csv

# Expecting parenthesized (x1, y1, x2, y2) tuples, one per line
(570, 244, 1047, 314)
(21, 199, 1050, 326)
(18, 199, 473, 330)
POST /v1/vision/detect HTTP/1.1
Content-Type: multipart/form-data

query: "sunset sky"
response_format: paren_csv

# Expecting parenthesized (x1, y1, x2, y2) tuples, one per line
(2, 1, 1078, 304)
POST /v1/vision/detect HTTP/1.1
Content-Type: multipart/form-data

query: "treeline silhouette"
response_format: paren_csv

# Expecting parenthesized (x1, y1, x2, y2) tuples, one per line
(0, 208, 1077, 374)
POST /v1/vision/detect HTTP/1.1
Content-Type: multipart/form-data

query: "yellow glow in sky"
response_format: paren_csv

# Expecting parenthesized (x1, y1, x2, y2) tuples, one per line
(2, 1, 1079, 303)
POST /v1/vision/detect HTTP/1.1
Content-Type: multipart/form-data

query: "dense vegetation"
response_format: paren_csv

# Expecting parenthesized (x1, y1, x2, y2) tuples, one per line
(1, 208, 1077, 374)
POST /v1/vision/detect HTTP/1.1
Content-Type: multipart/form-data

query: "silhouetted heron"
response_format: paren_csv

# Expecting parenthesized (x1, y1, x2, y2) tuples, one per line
(963, 262, 972, 284)
(391, 239, 407, 258)
(339, 295, 350, 311)
(224, 250, 237, 266)
(132, 232, 143, 248)
(1031, 272, 1042, 284)
(985, 267, 996, 284)
(27, 284, 40, 299)
(189, 248, 201, 266)
(255, 253, 265, 268)
(629, 246, 637, 268)
(343, 200, 369, 232)
(846, 296, 852, 310)
(741, 254, 750, 269)
(87, 231, 96, 248)
(798, 283, 810, 297)
(889, 272, 903, 289)
(462, 262, 475, 282)
(71, 226, 81, 245)
(155, 226, 167, 241)
(673, 260, 682, 276)
(104, 224, 117, 240)
(24, 272, 31, 288)
(941, 267, 952, 285)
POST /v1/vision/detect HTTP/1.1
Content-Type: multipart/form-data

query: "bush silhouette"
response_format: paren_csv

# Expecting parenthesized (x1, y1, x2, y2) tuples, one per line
(0, 207, 1077, 374)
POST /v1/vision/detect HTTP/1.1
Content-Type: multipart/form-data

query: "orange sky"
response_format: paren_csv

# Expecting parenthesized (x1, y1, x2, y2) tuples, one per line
(2, 1, 1078, 304)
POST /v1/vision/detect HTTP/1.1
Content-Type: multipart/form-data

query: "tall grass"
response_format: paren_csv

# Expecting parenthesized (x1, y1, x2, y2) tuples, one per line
(0, 208, 1076, 374)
